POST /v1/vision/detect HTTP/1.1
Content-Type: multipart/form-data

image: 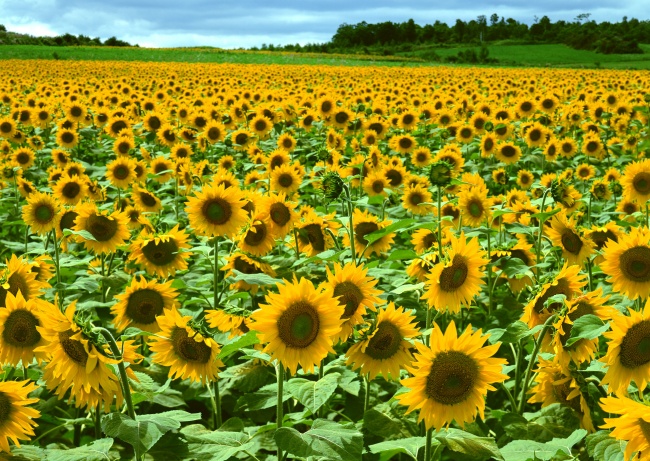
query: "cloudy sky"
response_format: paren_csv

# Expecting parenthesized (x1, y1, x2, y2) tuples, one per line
(0, 0, 645, 48)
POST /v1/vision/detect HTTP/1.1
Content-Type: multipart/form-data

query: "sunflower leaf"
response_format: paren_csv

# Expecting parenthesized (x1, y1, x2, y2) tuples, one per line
(63, 228, 98, 241)
(363, 218, 416, 245)
(230, 269, 281, 286)
(369, 437, 429, 460)
(20, 438, 115, 461)
(180, 425, 256, 461)
(434, 429, 503, 461)
(217, 330, 260, 360)
(275, 419, 363, 461)
(564, 314, 610, 348)
(586, 430, 626, 461)
(286, 372, 341, 415)
(501, 428, 587, 461)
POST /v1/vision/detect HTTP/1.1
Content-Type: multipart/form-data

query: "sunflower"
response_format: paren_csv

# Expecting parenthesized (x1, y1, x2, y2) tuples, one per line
(22, 191, 60, 236)
(231, 129, 254, 150)
(494, 142, 521, 164)
(0, 291, 48, 366)
(344, 209, 395, 258)
(222, 252, 276, 295)
(521, 263, 587, 328)
(494, 238, 536, 294)
(105, 116, 131, 138)
(316, 97, 336, 119)
(132, 186, 162, 213)
(73, 203, 130, 254)
(112, 135, 134, 156)
(434, 145, 464, 176)
(582, 133, 604, 159)
(105, 157, 135, 189)
(238, 213, 277, 257)
(53, 174, 87, 206)
(528, 358, 594, 432)
(205, 309, 252, 339)
(480, 133, 498, 158)
(601, 300, 650, 395)
(621, 159, 650, 203)
(142, 112, 164, 132)
(552, 289, 616, 368)
(0, 255, 45, 306)
(55, 128, 78, 149)
(559, 138, 578, 158)
(0, 117, 17, 139)
(423, 233, 488, 313)
(203, 121, 226, 144)
(600, 395, 650, 461)
(129, 225, 193, 278)
(346, 302, 419, 380)
(262, 193, 298, 238)
(402, 184, 433, 215)
(410, 147, 432, 168)
(186, 182, 248, 238)
(11, 147, 35, 170)
(54, 208, 79, 251)
(458, 186, 492, 227)
(148, 308, 222, 383)
(294, 213, 340, 257)
(322, 262, 382, 343)
(112, 276, 178, 333)
(157, 123, 177, 147)
(0, 380, 40, 453)
(411, 227, 450, 255)
(586, 222, 621, 265)
(35, 302, 125, 412)
(363, 170, 389, 197)
(28, 255, 54, 284)
(389, 134, 417, 154)
(250, 276, 344, 374)
(601, 226, 650, 300)
(396, 320, 507, 431)
(270, 163, 301, 194)
(547, 213, 594, 267)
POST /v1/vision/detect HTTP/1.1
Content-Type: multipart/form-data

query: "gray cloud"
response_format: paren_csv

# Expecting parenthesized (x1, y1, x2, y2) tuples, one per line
(0, 0, 645, 48)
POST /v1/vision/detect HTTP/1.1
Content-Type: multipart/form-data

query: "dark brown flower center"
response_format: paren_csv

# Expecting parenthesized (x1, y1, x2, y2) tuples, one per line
(244, 222, 267, 247)
(439, 255, 468, 292)
(620, 320, 650, 368)
(270, 202, 291, 227)
(426, 351, 478, 405)
(202, 197, 232, 225)
(534, 279, 572, 314)
(59, 330, 88, 365)
(142, 238, 179, 266)
(355, 222, 379, 245)
(620, 247, 650, 283)
(333, 281, 364, 318)
(85, 214, 118, 242)
(2, 309, 40, 347)
(364, 321, 401, 360)
(633, 172, 650, 195)
(34, 203, 55, 223)
(277, 301, 320, 348)
(278, 173, 293, 188)
(561, 230, 583, 255)
(126, 288, 165, 325)
(171, 327, 211, 363)
(62, 181, 81, 199)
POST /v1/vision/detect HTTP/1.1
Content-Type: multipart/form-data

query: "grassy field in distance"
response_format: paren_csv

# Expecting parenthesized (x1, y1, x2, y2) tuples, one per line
(0, 43, 649, 69)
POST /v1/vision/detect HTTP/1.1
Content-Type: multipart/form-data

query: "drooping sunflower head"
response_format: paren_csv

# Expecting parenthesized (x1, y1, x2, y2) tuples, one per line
(323, 262, 382, 343)
(346, 302, 419, 380)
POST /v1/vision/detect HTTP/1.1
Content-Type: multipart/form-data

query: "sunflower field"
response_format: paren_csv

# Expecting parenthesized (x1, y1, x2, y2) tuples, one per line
(0, 59, 649, 461)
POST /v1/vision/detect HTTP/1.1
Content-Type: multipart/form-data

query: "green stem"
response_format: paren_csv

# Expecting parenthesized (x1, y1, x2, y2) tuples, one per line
(535, 189, 550, 267)
(437, 186, 443, 261)
(587, 258, 594, 292)
(292, 227, 301, 262)
(646, 203, 649, 228)
(24, 226, 28, 255)
(93, 327, 136, 420)
(51, 231, 63, 310)
(213, 239, 220, 309)
(486, 221, 493, 318)
(364, 375, 370, 414)
(344, 185, 357, 263)
(424, 428, 434, 461)
(500, 382, 517, 411)
(210, 380, 222, 429)
(518, 314, 556, 413)
(95, 404, 102, 440)
(276, 363, 285, 461)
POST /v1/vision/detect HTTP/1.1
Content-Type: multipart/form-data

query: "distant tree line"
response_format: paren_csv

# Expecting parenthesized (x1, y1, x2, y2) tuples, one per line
(0, 25, 135, 47)
(253, 14, 648, 55)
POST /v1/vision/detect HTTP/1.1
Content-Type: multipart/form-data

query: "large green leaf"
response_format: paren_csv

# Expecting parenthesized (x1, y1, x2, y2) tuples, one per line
(501, 429, 587, 461)
(101, 411, 200, 458)
(285, 372, 340, 415)
(363, 219, 416, 245)
(236, 382, 291, 411)
(586, 431, 626, 461)
(434, 429, 503, 461)
(274, 419, 363, 461)
(180, 424, 256, 461)
(217, 330, 260, 359)
(11, 439, 114, 461)
(564, 314, 610, 347)
(369, 437, 428, 460)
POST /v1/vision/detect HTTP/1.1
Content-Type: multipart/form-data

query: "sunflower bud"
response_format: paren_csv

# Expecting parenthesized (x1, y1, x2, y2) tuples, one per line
(644, 93, 650, 103)
(429, 160, 453, 187)
(484, 121, 494, 132)
(550, 179, 576, 209)
(317, 147, 331, 162)
(609, 180, 623, 195)
(322, 171, 344, 202)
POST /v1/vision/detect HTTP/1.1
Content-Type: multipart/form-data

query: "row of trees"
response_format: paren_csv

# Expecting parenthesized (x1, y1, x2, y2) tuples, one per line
(0, 25, 134, 47)
(328, 15, 647, 54)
